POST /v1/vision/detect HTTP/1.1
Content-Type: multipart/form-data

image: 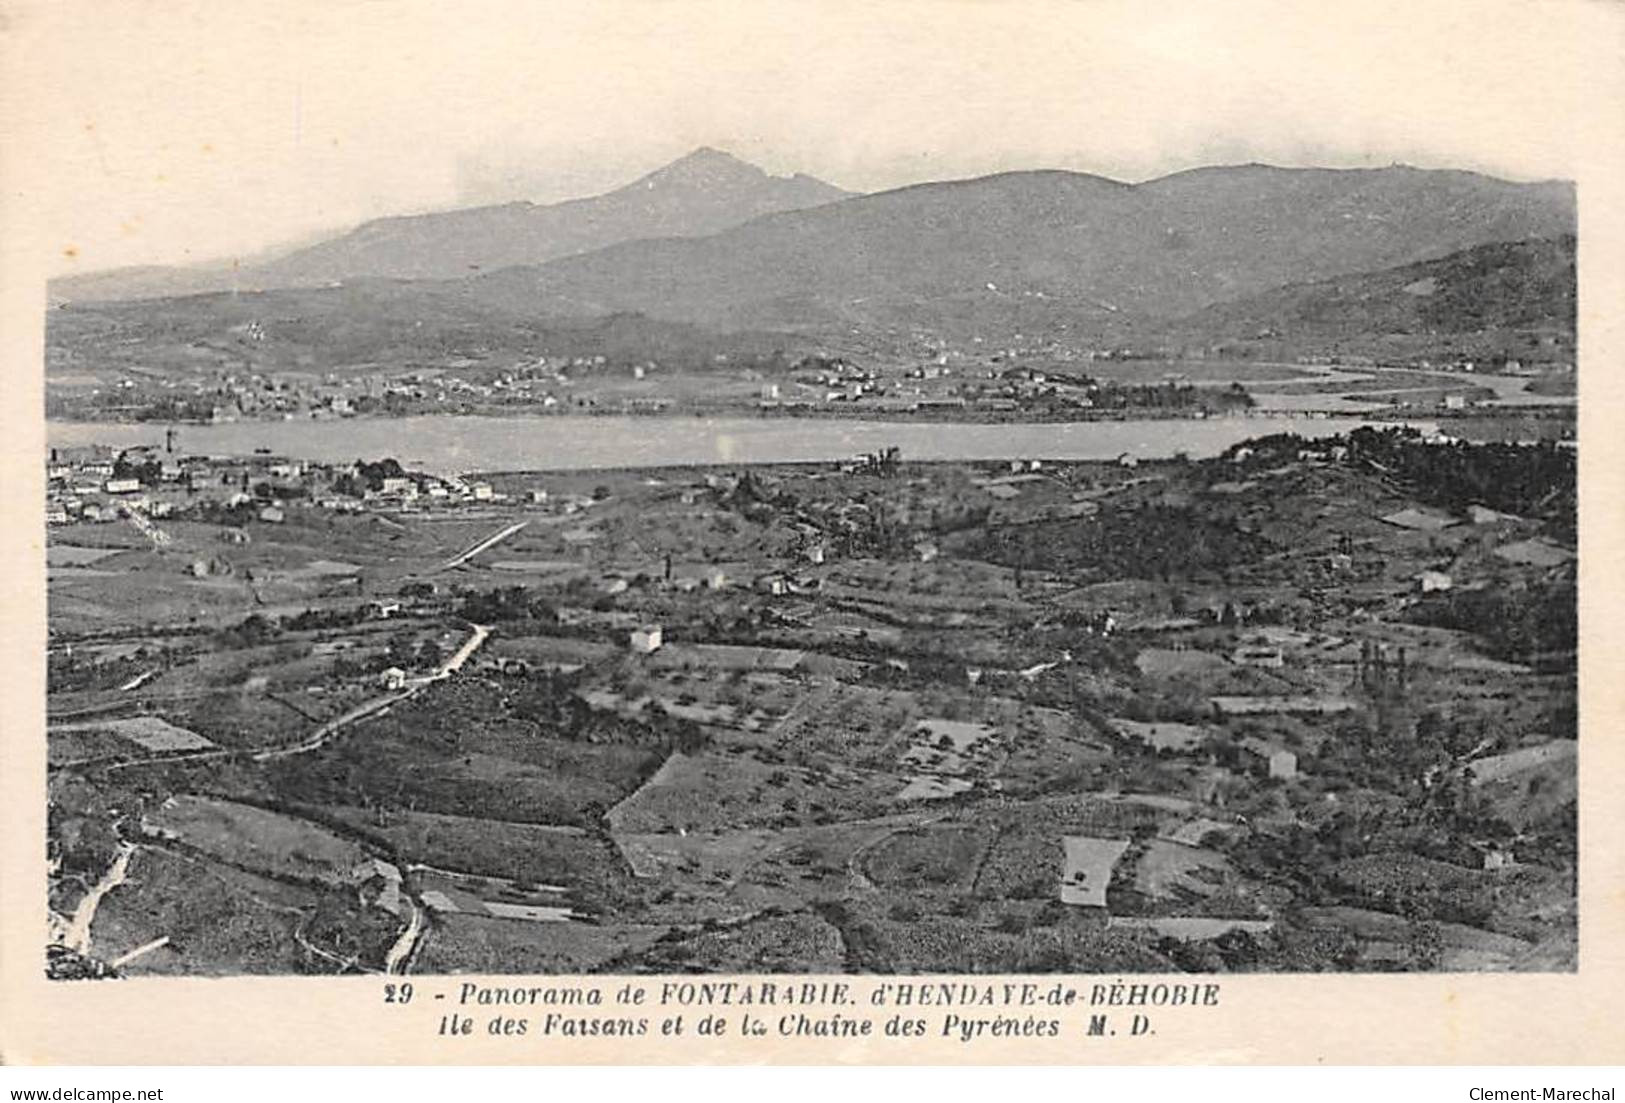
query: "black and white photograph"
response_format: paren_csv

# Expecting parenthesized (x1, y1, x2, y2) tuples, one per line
(24, 0, 1589, 991)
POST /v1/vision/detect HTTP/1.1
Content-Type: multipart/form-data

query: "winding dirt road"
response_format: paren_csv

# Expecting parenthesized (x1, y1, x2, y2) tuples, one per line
(252, 623, 490, 763)
(60, 842, 136, 955)
(383, 899, 423, 975)
(435, 521, 528, 572)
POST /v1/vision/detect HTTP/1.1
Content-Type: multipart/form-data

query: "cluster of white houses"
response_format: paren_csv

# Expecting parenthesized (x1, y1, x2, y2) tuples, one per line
(43, 443, 589, 528)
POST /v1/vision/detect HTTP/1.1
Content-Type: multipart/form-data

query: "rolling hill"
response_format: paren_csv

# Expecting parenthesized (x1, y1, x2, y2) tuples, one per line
(1149, 235, 1576, 361)
(46, 281, 812, 380)
(447, 164, 1574, 344)
(49, 148, 853, 303)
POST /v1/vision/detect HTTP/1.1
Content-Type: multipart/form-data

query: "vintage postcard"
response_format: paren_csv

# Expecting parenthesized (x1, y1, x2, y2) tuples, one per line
(1, 0, 1622, 1067)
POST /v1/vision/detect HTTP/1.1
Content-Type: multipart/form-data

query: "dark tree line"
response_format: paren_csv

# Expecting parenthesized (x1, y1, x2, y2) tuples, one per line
(973, 504, 1271, 580)
(1344, 427, 1574, 523)
(1408, 581, 1577, 661)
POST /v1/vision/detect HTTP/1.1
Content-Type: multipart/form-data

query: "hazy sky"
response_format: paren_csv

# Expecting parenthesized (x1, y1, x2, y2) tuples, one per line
(4, 0, 1616, 277)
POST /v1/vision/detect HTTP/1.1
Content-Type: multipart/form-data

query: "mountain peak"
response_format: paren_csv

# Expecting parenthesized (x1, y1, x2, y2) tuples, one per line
(636, 147, 771, 190)
(683, 145, 743, 163)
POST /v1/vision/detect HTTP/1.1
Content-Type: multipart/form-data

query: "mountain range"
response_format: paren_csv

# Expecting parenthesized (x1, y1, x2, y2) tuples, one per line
(449, 163, 1572, 345)
(47, 150, 1577, 368)
(49, 147, 853, 303)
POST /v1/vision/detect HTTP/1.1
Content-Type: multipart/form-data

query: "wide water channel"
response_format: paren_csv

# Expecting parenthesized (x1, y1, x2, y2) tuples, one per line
(47, 413, 1435, 475)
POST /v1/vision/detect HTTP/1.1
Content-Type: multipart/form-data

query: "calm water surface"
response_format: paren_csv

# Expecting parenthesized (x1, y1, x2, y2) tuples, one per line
(47, 414, 1433, 474)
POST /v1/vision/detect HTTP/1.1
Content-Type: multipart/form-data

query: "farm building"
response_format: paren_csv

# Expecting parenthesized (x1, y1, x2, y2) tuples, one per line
(348, 858, 404, 917)
(379, 667, 409, 690)
(1415, 570, 1453, 593)
(186, 558, 232, 578)
(1239, 737, 1300, 780)
(630, 625, 664, 654)
(347, 857, 399, 885)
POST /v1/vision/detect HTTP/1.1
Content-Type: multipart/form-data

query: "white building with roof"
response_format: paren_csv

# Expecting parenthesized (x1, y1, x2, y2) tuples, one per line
(1415, 569, 1453, 593)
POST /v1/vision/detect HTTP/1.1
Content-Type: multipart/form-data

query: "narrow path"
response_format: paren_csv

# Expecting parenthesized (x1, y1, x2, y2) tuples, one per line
(435, 521, 528, 573)
(292, 911, 366, 974)
(109, 935, 170, 969)
(383, 898, 423, 975)
(425, 623, 492, 681)
(604, 752, 686, 835)
(61, 841, 136, 955)
(122, 504, 171, 549)
(251, 687, 414, 763)
(845, 813, 946, 893)
(253, 623, 491, 763)
(62, 622, 492, 776)
(118, 669, 158, 692)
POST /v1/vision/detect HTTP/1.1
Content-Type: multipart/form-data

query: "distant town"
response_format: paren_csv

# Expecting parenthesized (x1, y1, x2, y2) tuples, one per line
(46, 344, 1573, 426)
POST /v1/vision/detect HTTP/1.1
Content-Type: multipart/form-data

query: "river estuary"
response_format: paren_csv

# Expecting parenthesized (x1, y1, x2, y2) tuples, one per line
(47, 413, 1437, 475)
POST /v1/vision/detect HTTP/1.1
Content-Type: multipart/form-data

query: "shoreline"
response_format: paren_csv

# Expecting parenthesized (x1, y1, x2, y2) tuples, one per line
(43, 388, 1575, 433)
